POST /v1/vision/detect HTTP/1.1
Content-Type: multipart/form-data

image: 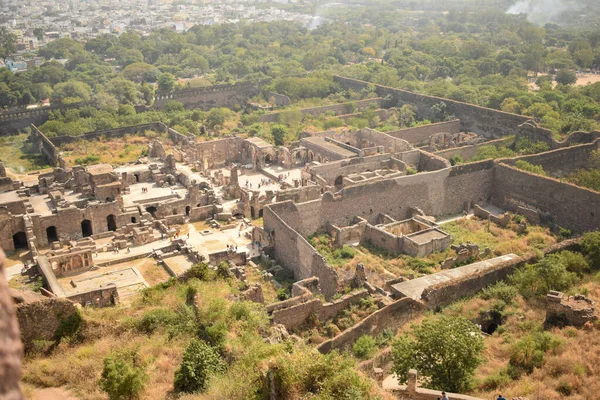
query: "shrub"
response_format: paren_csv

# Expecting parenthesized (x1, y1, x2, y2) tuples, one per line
(74, 154, 100, 166)
(276, 287, 289, 301)
(352, 335, 377, 360)
(174, 339, 224, 393)
(480, 282, 518, 304)
(449, 154, 464, 166)
(99, 350, 147, 400)
(509, 332, 562, 375)
(406, 167, 417, 175)
(510, 255, 579, 299)
(515, 160, 546, 175)
(581, 231, 600, 269)
(323, 117, 344, 129)
(480, 369, 512, 391)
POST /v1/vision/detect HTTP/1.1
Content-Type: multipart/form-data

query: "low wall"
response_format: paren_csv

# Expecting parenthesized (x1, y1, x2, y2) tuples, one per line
(317, 297, 425, 353)
(270, 289, 370, 330)
(259, 98, 383, 123)
(67, 285, 119, 307)
(422, 239, 580, 308)
(153, 81, 264, 110)
(386, 119, 461, 145)
(434, 137, 508, 161)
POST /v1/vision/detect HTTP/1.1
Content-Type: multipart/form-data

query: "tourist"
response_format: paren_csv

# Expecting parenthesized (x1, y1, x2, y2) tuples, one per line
(127, 246, 130, 253)
(187, 232, 190, 238)
(497, 395, 507, 400)
(441, 392, 449, 400)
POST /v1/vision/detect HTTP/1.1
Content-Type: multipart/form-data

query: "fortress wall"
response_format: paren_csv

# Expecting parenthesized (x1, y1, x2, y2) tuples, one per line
(334, 76, 530, 138)
(50, 123, 168, 147)
(30, 124, 58, 165)
(493, 163, 600, 232)
(275, 160, 495, 236)
(386, 119, 461, 145)
(433, 137, 508, 161)
(501, 139, 600, 177)
(153, 81, 263, 110)
(259, 98, 383, 123)
(263, 203, 339, 299)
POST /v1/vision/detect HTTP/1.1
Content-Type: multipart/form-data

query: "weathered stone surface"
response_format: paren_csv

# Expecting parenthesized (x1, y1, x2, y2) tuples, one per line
(0, 250, 24, 400)
(545, 291, 598, 328)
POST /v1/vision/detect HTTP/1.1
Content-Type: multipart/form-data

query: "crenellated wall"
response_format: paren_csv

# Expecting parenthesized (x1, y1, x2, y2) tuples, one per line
(258, 98, 383, 123)
(153, 81, 264, 110)
(386, 119, 461, 145)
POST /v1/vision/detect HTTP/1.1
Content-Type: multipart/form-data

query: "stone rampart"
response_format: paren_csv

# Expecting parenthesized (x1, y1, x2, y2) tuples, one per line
(334, 76, 530, 138)
(263, 203, 339, 299)
(493, 162, 600, 232)
(386, 119, 461, 145)
(50, 122, 168, 147)
(258, 98, 383, 123)
(30, 124, 58, 165)
(501, 139, 600, 177)
(66, 285, 119, 307)
(153, 81, 263, 110)
(0, 104, 80, 135)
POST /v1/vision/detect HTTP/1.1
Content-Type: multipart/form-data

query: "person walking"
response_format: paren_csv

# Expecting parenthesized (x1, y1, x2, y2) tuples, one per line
(496, 395, 507, 400)
(441, 392, 449, 400)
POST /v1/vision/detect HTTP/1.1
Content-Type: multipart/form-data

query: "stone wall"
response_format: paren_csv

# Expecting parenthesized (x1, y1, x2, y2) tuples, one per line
(15, 295, 79, 352)
(270, 289, 370, 330)
(268, 160, 495, 239)
(316, 297, 425, 353)
(153, 81, 263, 110)
(501, 139, 600, 177)
(0, 104, 77, 135)
(516, 120, 600, 150)
(386, 119, 461, 145)
(30, 124, 58, 165)
(334, 76, 530, 138)
(66, 285, 119, 307)
(422, 239, 581, 308)
(259, 98, 383, 123)
(434, 137, 508, 161)
(50, 122, 168, 147)
(0, 251, 23, 400)
(263, 203, 340, 299)
(493, 163, 600, 232)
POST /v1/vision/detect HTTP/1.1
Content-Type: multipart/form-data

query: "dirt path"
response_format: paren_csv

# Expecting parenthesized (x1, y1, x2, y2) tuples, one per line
(28, 387, 79, 400)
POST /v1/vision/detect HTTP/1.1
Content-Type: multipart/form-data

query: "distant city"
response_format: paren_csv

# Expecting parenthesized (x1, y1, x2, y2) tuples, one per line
(0, 0, 320, 72)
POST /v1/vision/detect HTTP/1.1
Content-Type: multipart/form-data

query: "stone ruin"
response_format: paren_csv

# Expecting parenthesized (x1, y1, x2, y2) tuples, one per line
(545, 291, 598, 328)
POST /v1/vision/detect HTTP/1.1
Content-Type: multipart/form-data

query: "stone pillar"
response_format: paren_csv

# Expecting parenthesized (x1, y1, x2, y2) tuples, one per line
(407, 369, 418, 396)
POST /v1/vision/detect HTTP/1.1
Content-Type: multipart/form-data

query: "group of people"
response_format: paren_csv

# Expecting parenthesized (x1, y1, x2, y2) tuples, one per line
(141, 187, 150, 193)
(226, 244, 238, 253)
(243, 173, 293, 190)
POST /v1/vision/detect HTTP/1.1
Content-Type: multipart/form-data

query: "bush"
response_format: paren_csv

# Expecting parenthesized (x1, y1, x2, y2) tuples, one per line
(74, 154, 100, 166)
(510, 255, 579, 299)
(509, 332, 562, 375)
(174, 339, 224, 393)
(449, 154, 464, 166)
(515, 160, 546, 175)
(480, 282, 518, 304)
(352, 335, 377, 360)
(581, 231, 600, 269)
(480, 369, 512, 391)
(99, 350, 147, 400)
(323, 117, 344, 129)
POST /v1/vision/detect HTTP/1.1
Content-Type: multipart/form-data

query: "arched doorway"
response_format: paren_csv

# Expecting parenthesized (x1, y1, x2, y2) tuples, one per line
(46, 226, 58, 243)
(12, 232, 28, 250)
(131, 217, 137, 223)
(146, 206, 157, 218)
(107, 215, 117, 231)
(334, 175, 344, 189)
(295, 152, 302, 163)
(81, 220, 93, 237)
(134, 173, 140, 183)
(185, 206, 191, 216)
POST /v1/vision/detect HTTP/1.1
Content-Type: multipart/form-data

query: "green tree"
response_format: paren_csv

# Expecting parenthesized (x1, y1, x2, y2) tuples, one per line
(0, 27, 16, 59)
(555, 69, 577, 86)
(271, 124, 288, 146)
(99, 350, 147, 400)
(121, 62, 160, 83)
(391, 316, 484, 393)
(157, 72, 176, 92)
(352, 335, 377, 360)
(50, 81, 92, 104)
(174, 339, 224, 393)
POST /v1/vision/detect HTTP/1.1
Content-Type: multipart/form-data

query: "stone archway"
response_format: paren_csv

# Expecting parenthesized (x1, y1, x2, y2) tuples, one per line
(81, 220, 93, 237)
(146, 206, 157, 218)
(12, 232, 28, 250)
(107, 215, 117, 231)
(185, 206, 191, 216)
(46, 226, 58, 243)
(334, 175, 344, 189)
